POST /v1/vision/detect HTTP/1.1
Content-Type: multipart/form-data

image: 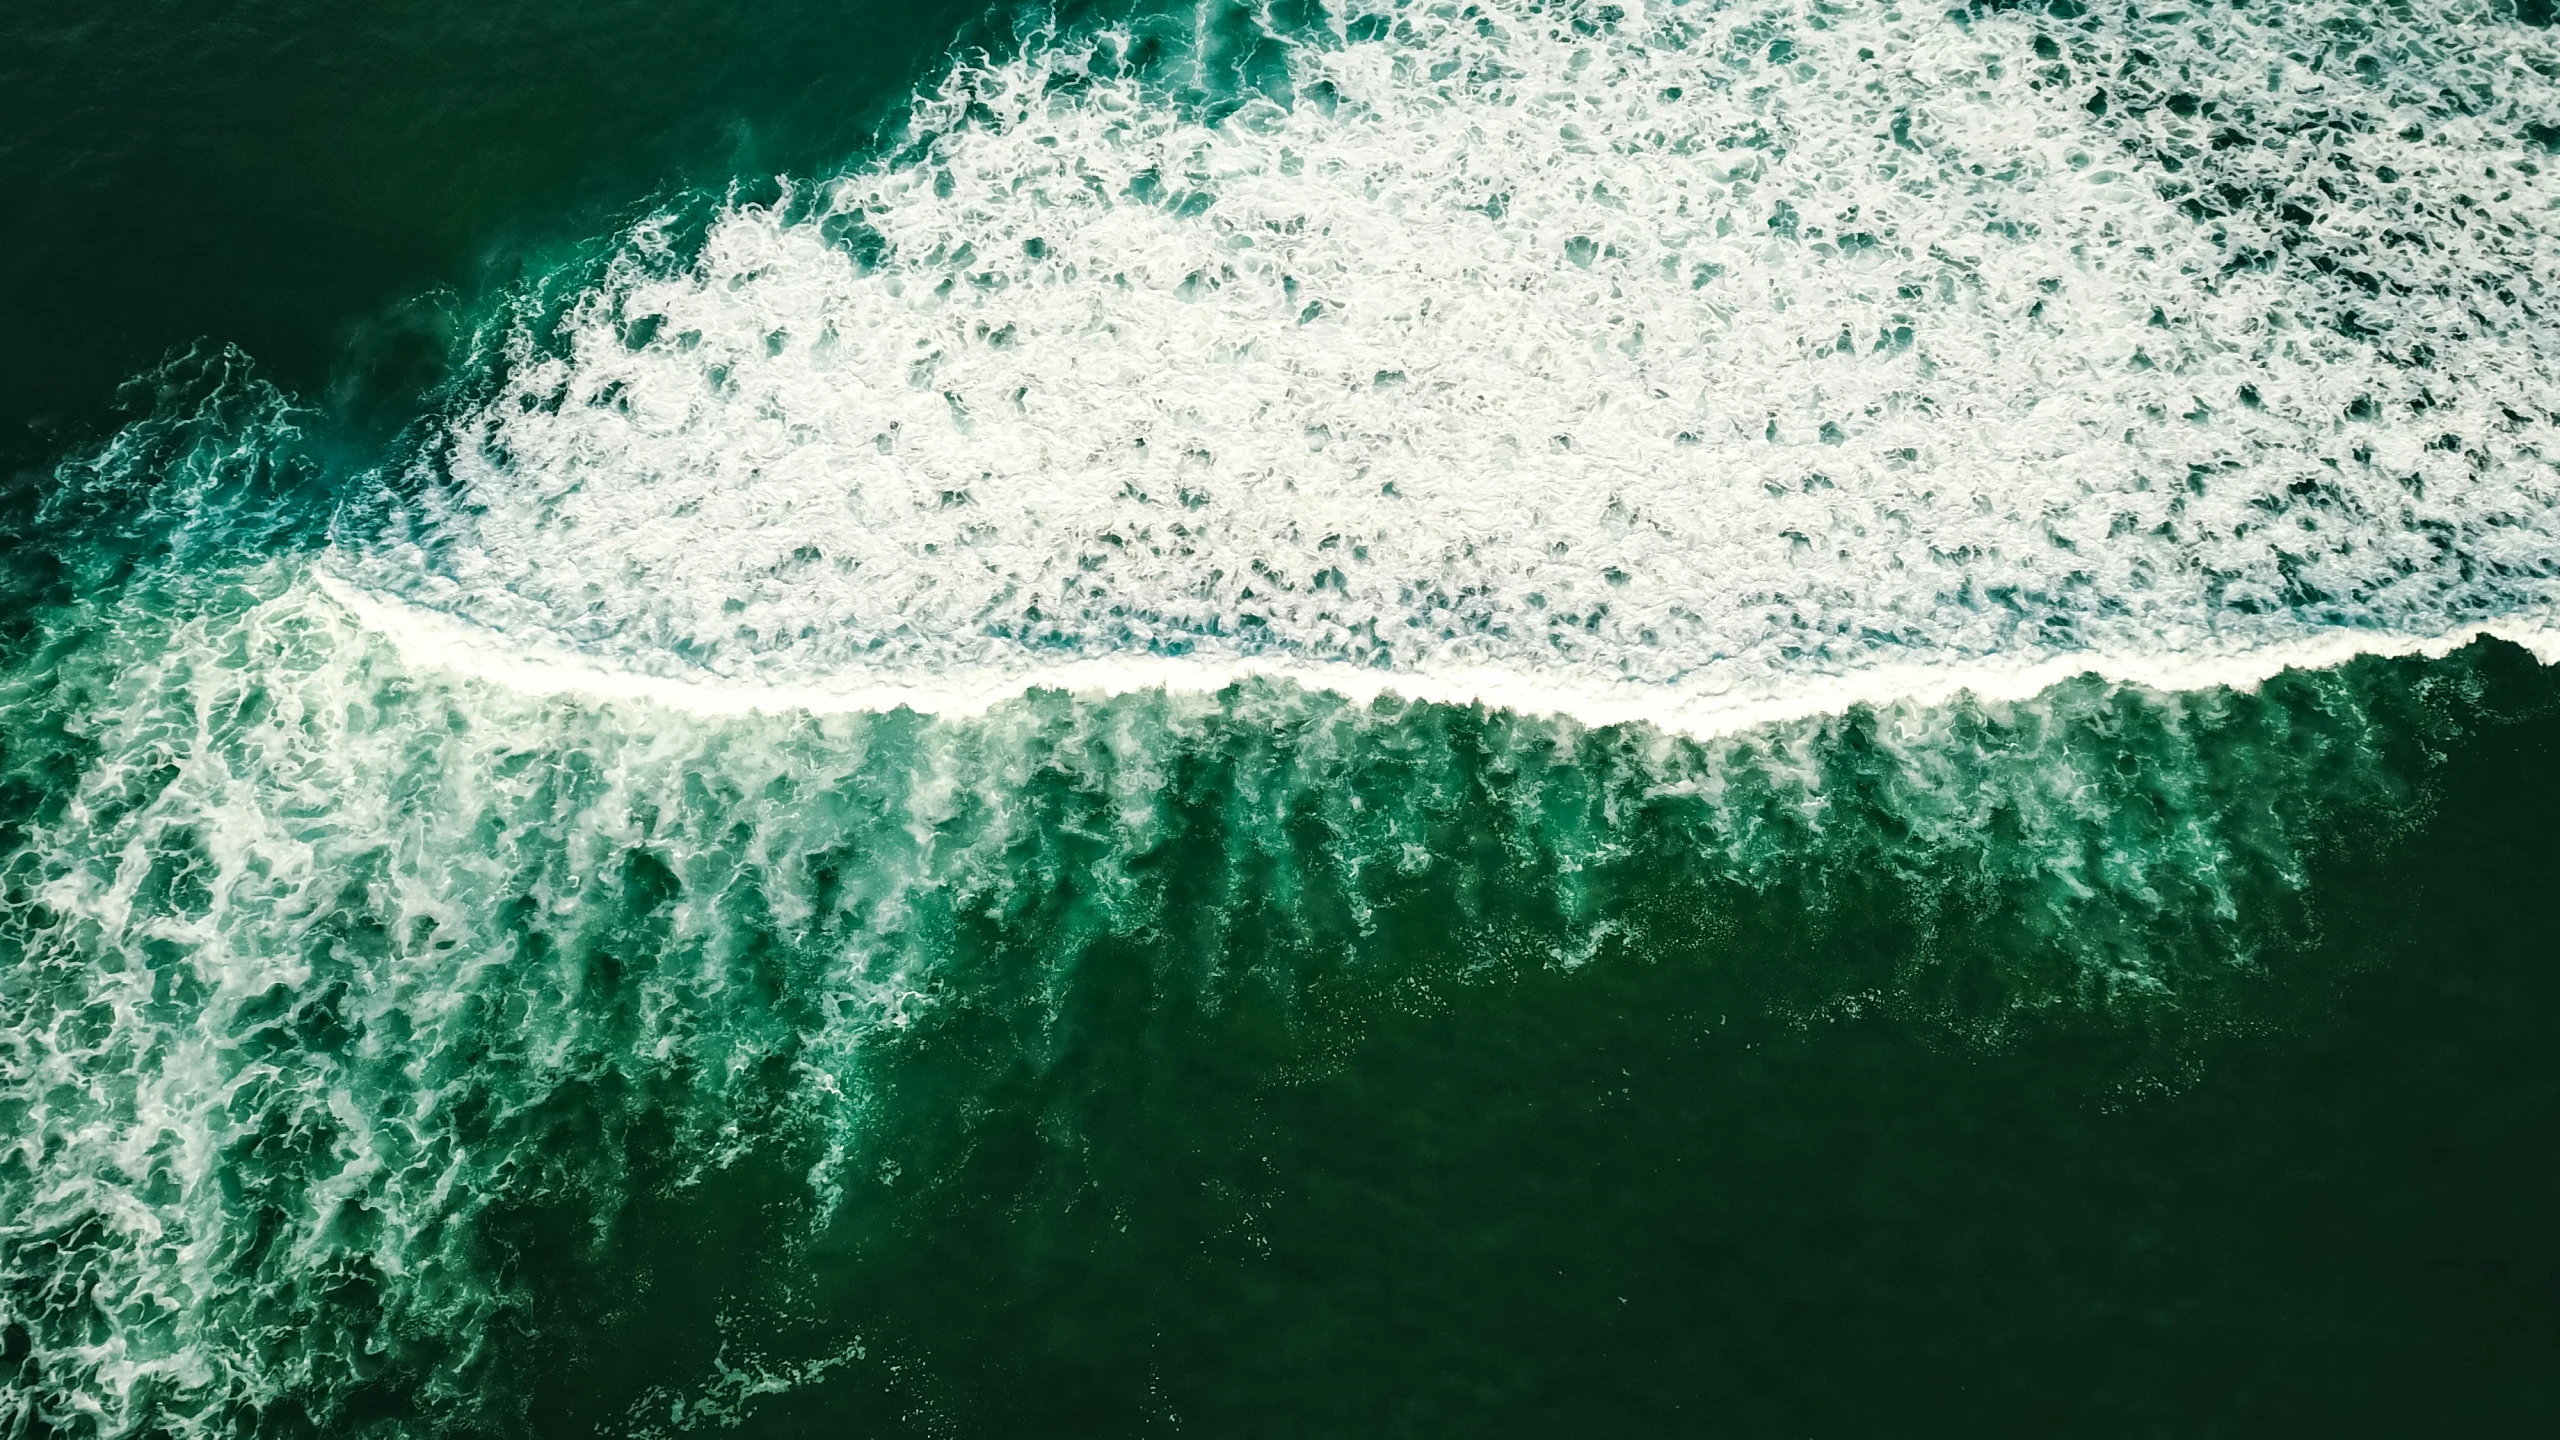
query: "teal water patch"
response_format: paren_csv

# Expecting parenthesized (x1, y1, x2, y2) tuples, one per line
(0, 0, 1023, 447)
(7, 1, 2560, 1435)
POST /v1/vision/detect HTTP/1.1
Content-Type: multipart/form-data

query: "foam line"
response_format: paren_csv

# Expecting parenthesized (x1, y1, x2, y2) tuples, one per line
(316, 566, 2560, 734)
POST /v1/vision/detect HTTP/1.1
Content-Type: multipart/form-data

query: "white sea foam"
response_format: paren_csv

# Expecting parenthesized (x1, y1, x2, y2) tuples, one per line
(342, 0, 2560, 719)
(318, 565, 2560, 733)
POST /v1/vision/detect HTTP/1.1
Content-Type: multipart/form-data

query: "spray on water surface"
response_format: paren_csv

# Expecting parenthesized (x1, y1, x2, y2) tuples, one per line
(4, 1, 2560, 1434)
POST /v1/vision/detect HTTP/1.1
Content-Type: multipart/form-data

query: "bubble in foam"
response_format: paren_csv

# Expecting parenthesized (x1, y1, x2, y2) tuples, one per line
(345, 0, 2560, 709)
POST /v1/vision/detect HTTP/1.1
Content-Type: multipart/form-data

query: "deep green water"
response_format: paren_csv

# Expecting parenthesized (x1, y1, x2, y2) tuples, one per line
(6, 2, 2560, 1435)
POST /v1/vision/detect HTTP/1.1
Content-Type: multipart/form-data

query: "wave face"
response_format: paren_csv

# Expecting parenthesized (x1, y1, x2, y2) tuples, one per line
(7, 2, 2560, 1436)
(2, 340, 2550, 1440)
(344, 0, 2560, 703)
(0, 493, 2523, 1435)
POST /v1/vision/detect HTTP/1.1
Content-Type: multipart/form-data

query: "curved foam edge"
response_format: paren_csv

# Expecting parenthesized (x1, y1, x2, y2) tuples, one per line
(315, 567, 2560, 738)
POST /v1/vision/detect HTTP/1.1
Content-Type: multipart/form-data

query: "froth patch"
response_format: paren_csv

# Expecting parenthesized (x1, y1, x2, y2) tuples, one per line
(351, 0, 2560, 700)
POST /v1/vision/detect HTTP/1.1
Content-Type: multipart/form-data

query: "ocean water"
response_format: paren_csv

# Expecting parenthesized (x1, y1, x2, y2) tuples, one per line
(4, 1, 2560, 1435)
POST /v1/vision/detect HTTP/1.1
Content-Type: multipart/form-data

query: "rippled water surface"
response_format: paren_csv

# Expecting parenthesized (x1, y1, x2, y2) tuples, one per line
(5, 3, 2559, 1435)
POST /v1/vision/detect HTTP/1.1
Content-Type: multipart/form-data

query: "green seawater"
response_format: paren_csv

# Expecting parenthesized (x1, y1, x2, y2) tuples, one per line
(6, 3, 2560, 1436)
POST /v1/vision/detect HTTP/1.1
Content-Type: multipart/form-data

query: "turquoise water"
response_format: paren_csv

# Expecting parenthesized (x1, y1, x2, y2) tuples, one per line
(5, 2, 2560, 1434)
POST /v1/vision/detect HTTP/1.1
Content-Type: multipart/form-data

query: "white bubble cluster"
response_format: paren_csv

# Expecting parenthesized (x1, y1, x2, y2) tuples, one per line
(352, 0, 2560, 709)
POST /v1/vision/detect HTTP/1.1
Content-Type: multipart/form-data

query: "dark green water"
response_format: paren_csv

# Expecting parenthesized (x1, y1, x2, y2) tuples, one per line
(6, 3, 2560, 1435)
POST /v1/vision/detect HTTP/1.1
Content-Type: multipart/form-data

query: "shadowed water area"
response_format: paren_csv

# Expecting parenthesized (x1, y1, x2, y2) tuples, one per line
(4, 3, 2560, 1436)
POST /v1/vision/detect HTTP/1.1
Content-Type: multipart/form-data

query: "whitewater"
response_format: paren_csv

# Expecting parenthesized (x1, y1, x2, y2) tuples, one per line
(328, 0, 2560, 724)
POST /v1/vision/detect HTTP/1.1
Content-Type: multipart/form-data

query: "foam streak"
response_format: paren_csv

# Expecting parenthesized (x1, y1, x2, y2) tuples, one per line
(319, 565, 2560, 733)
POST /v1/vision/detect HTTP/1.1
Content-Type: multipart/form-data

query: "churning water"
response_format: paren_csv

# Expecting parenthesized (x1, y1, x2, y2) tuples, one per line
(5, 2, 2559, 1434)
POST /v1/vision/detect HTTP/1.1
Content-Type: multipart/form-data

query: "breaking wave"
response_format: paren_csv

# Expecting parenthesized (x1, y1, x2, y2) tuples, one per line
(8, 1, 2560, 1433)
(335, 0, 2560, 715)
